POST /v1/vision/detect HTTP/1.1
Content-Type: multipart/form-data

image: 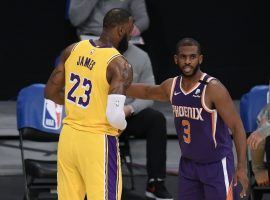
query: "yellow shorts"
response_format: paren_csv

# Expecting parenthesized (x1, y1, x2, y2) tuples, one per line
(57, 125, 122, 200)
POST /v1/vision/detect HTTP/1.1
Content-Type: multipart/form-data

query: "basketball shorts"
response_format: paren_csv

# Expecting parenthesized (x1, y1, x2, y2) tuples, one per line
(57, 125, 122, 200)
(178, 152, 238, 200)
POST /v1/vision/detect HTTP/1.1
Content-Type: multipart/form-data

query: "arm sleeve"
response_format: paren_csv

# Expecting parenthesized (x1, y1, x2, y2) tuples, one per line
(68, 0, 99, 27)
(129, 0, 150, 33)
(129, 53, 155, 113)
(106, 94, 127, 130)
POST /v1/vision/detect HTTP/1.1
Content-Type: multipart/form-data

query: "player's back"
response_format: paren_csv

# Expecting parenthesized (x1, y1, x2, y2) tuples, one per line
(63, 39, 121, 135)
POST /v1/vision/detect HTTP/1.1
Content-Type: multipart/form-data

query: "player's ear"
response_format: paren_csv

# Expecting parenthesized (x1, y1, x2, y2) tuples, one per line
(174, 55, 178, 64)
(118, 25, 125, 37)
(199, 54, 203, 64)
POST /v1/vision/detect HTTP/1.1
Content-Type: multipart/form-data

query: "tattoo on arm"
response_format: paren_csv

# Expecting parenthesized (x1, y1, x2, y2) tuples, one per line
(108, 61, 133, 95)
(122, 63, 132, 90)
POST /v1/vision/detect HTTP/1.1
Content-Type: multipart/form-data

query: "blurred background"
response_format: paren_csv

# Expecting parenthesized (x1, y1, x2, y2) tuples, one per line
(1, 0, 269, 100)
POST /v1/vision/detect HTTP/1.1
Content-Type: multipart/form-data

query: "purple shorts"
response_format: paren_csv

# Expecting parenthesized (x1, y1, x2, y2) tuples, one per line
(178, 152, 239, 200)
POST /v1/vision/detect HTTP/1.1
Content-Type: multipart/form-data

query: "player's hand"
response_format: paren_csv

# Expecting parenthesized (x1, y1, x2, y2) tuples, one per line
(118, 129, 124, 136)
(254, 170, 270, 186)
(233, 167, 249, 198)
(247, 131, 265, 150)
(124, 105, 134, 118)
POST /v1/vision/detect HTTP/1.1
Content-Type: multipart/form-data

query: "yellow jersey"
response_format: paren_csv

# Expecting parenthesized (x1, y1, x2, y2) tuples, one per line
(63, 39, 121, 136)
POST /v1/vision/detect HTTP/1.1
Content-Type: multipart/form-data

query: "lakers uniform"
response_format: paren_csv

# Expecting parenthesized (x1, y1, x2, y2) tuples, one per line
(171, 73, 237, 200)
(58, 40, 122, 200)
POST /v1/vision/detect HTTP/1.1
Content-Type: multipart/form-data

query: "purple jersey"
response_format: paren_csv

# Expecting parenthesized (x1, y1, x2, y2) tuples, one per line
(171, 73, 232, 163)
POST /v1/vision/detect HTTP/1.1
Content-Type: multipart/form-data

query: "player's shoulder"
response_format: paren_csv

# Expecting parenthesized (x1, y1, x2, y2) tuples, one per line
(161, 77, 175, 90)
(65, 42, 80, 54)
(108, 55, 132, 73)
(206, 76, 228, 95)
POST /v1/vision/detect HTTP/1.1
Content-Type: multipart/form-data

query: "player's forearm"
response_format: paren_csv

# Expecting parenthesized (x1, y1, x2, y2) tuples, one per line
(232, 125, 248, 169)
(126, 83, 152, 100)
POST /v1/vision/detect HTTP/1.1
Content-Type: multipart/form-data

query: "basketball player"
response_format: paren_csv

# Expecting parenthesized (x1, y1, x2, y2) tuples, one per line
(127, 38, 249, 200)
(45, 9, 133, 200)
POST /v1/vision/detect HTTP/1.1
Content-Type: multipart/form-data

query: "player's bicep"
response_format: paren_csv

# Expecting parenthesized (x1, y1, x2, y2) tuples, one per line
(45, 63, 65, 98)
(208, 80, 241, 130)
(107, 56, 133, 95)
(45, 43, 75, 99)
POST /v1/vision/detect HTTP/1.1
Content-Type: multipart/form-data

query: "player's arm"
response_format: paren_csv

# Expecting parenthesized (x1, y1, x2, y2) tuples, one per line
(206, 80, 248, 198)
(44, 43, 76, 105)
(126, 78, 173, 102)
(105, 56, 133, 130)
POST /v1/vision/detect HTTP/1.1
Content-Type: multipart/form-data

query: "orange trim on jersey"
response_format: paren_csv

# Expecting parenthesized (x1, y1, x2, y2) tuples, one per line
(201, 85, 214, 113)
(170, 77, 177, 103)
(206, 77, 215, 83)
(226, 181, 234, 200)
(211, 111, 217, 148)
(179, 73, 206, 95)
(201, 76, 217, 113)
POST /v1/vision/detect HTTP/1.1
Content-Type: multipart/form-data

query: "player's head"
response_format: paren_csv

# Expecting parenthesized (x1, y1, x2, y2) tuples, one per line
(103, 8, 134, 54)
(174, 37, 203, 77)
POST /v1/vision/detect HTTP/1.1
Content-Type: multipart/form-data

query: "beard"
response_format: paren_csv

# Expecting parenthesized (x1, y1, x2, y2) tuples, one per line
(180, 64, 200, 77)
(117, 34, 129, 54)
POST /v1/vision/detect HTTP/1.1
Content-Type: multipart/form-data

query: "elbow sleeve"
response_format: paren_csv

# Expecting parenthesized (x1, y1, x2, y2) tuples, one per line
(106, 94, 127, 130)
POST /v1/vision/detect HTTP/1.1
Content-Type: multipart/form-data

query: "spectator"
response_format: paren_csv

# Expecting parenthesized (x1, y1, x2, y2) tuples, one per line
(69, 0, 149, 37)
(247, 102, 270, 186)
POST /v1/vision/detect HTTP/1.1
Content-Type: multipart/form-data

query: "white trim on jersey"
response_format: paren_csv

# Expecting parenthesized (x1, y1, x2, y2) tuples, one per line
(212, 111, 218, 148)
(201, 76, 216, 113)
(222, 157, 230, 195)
(104, 135, 108, 200)
(170, 77, 177, 103)
(179, 73, 206, 95)
(107, 54, 122, 65)
(71, 42, 80, 52)
(201, 77, 218, 148)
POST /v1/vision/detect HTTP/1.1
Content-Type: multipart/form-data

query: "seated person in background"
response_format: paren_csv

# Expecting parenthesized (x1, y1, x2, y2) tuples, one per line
(122, 44, 173, 200)
(69, 0, 149, 37)
(247, 102, 270, 186)
(69, 1, 173, 199)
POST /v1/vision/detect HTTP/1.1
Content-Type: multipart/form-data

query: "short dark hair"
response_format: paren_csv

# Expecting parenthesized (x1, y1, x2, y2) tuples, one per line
(103, 8, 131, 29)
(176, 38, 202, 54)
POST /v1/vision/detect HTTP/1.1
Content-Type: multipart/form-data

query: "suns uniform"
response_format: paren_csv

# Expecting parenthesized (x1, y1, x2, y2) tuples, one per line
(170, 73, 237, 200)
(57, 39, 122, 200)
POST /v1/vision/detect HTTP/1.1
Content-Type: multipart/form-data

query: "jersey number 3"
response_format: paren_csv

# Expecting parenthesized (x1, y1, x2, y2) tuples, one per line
(67, 72, 92, 108)
(182, 120, 191, 144)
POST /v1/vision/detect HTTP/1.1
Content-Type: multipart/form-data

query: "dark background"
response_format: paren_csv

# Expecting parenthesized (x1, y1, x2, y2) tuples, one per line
(1, 0, 269, 100)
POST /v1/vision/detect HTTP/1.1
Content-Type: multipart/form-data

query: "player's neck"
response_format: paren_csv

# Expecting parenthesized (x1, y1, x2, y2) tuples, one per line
(98, 32, 116, 48)
(181, 70, 203, 89)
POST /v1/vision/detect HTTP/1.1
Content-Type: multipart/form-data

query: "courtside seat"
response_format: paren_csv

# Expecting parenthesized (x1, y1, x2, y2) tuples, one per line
(240, 84, 270, 200)
(25, 159, 57, 179)
(17, 84, 64, 200)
